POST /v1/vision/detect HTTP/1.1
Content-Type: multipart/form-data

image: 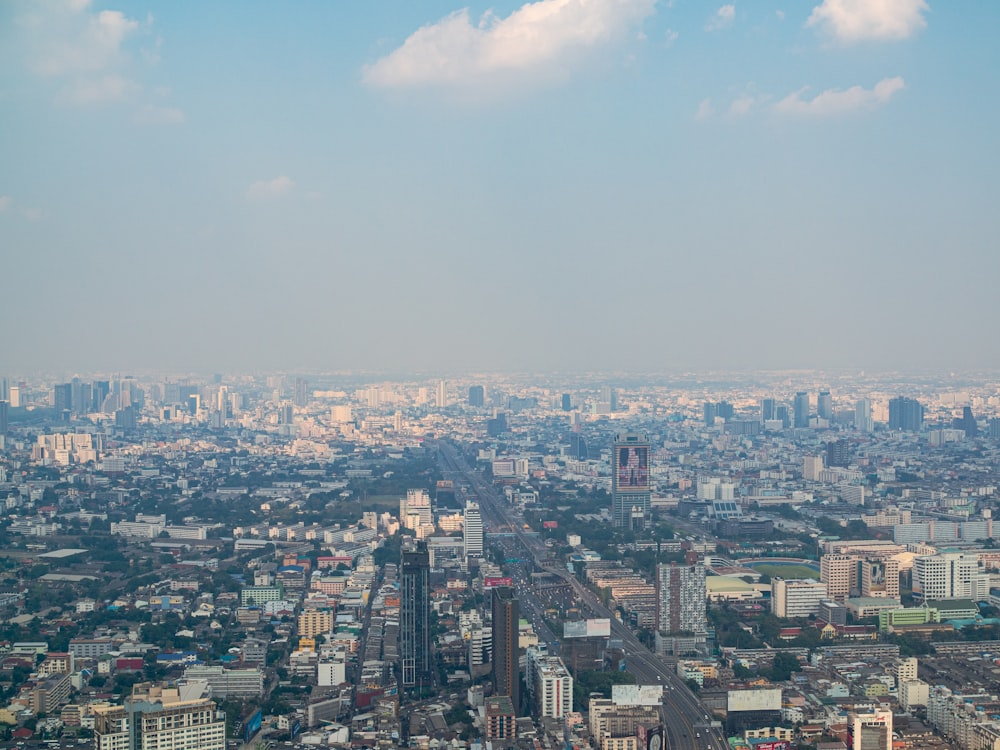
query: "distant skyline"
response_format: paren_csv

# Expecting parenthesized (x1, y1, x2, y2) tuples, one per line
(2, 0, 998, 373)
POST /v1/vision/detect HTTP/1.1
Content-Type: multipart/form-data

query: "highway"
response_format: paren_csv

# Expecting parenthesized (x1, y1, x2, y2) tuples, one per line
(436, 441, 728, 750)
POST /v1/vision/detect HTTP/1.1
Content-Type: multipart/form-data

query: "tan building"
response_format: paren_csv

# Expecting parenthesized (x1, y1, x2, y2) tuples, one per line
(94, 681, 225, 750)
(298, 610, 333, 638)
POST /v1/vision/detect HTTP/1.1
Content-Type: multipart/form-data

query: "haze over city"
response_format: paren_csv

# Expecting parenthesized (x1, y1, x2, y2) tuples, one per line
(2, 0, 998, 374)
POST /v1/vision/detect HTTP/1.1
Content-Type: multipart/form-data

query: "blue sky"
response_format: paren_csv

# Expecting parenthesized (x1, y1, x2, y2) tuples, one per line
(1, 0, 997, 375)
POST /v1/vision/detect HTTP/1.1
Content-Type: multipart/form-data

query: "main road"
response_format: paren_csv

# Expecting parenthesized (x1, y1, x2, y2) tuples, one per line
(435, 441, 728, 750)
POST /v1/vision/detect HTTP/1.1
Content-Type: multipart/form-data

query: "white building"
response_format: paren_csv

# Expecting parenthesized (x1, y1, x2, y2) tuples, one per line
(913, 552, 988, 602)
(771, 578, 827, 618)
(464, 502, 483, 560)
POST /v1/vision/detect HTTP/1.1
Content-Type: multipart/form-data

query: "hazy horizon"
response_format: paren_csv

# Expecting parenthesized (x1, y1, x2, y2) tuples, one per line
(2, 0, 998, 374)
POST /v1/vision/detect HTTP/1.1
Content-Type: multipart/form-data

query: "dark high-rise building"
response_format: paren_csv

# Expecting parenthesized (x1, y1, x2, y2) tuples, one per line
(53, 383, 73, 415)
(400, 546, 431, 688)
(468, 385, 485, 407)
(760, 398, 776, 423)
(703, 402, 717, 427)
(0, 400, 7, 435)
(568, 433, 588, 460)
(775, 405, 791, 429)
(612, 433, 650, 530)
(561, 393, 572, 411)
(293, 378, 309, 407)
(491, 586, 520, 713)
(888, 397, 924, 432)
(817, 390, 833, 421)
(826, 439, 850, 468)
(989, 418, 1000, 441)
(486, 412, 507, 437)
(794, 392, 810, 428)
(92, 380, 111, 413)
(955, 406, 978, 437)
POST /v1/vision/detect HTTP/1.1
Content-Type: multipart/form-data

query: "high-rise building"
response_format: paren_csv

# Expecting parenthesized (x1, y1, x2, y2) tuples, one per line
(400, 546, 431, 687)
(850, 709, 892, 750)
(561, 393, 572, 411)
(600, 386, 618, 412)
(436, 380, 447, 409)
(888, 397, 924, 432)
(0, 400, 7, 435)
(818, 390, 833, 421)
(775, 405, 790, 429)
(293, 378, 309, 407)
(955, 406, 978, 437)
(93, 681, 226, 750)
(611, 433, 650, 530)
(760, 398, 776, 423)
(491, 586, 520, 713)
(855, 399, 874, 433)
(401, 489, 432, 530)
(53, 383, 73, 415)
(826, 439, 850, 468)
(8, 385, 20, 408)
(771, 578, 827, 618)
(655, 562, 707, 635)
(468, 385, 485, 407)
(703, 402, 717, 426)
(794, 392, 811, 428)
(912, 552, 984, 602)
(463, 502, 483, 560)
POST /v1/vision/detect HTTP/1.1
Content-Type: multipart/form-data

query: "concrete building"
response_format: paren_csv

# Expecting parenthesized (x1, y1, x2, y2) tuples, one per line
(771, 578, 827, 618)
(656, 562, 707, 635)
(93, 681, 225, 750)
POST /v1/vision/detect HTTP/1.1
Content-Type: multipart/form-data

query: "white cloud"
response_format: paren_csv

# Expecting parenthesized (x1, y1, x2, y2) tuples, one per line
(728, 93, 756, 116)
(664, 29, 679, 47)
(21, 207, 43, 222)
(363, 0, 656, 90)
(58, 73, 137, 104)
(132, 104, 185, 125)
(247, 176, 295, 200)
(774, 76, 905, 116)
(705, 4, 735, 31)
(695, 98, 714, 121)
(807, 0, 928, 42)
(27, 5, 140, 77)
(0, 196, 10, 213)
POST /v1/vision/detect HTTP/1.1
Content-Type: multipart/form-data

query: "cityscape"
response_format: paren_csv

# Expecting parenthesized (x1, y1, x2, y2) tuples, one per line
(0, 371, 999, 750)
(4, 1, 1000, 750)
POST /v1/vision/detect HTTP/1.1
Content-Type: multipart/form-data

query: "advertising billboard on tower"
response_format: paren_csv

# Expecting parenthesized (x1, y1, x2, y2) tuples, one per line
(614, 445, 649, 492)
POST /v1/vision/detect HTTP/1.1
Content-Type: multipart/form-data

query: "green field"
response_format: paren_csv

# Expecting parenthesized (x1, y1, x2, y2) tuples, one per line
(750, 563, 820, 580)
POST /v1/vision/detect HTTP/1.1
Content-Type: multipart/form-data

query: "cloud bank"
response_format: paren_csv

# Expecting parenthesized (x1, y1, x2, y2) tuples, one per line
(807, 0, 929, 42)
(247, 176, 295, 200)
(775, 76, 905, 116)
(363, 0, 656, 90)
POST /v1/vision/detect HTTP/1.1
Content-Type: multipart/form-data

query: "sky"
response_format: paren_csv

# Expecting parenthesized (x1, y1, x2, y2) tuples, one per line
(1, 0, 998, 375)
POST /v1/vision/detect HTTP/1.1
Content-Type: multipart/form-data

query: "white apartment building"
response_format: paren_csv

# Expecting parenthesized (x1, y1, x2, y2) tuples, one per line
(771, 578, 827, 618)
(464, 502, 483, 559)
(913, 553, 988, 602)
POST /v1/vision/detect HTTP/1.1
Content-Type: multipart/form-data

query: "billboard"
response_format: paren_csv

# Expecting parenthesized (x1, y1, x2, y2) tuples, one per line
(645, 725, 664, 750)
(242, 708, 262, 743)
(543, 521, 558, 529)
(728, 688, 782, 712)
(483, 577, 513, 589)
(563, 619, 612, 638)
(750, 743, 789, 750)
(615, 445, 649, 491)
(612, 684, 663, 706)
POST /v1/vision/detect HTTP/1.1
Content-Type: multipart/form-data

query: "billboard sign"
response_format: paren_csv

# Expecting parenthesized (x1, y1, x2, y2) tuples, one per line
(543, 521, 558, 529)
(243, 708, 262, 743)
(612, 684, 663, 706)
(483, 577, 513, 589)
(646, 725, 664, 750)
(751, 743, 789, 750)
(564, 619, 612, 638)
(615, 445, 649, 491)
(728, 688, 782, 712)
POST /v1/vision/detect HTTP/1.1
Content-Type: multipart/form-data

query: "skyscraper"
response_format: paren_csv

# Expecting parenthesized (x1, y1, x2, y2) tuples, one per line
(436, 380, 447, 409)
(468, 385, 485, 407)
(888, 397, 924, 432)
(491, 586, 520, 713)
(561, 393, 572, 411)
(93, 681, 226, 750)
(0, 401, 7, 435)
(759, 398, 776, 423)
(826, 439, 850, 468)
(611, 433, 651, 530)
(400, 546, 431, 687)
(855, 399, 874, 433)
(817, 390, 833, 421)
(793, 391, 811, 428)
(656, 562, 707, 635)
(53, 383, 72, 415)
(293, 378, 309, 407)
(464, 501, 483, 560)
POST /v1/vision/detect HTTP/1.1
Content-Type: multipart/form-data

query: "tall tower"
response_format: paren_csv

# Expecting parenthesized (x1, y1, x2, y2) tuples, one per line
(464, 502, 483, 560)
(293, 378, 309, 407)
(491, 586, 520, 713)
(855, 399, 874, 433)
(0, 400, 7, 436)
(889, 397, 924, 431)
(468, 385, 485, 407)
(436, 380, 447, 409)
(817, 390, 833, 421)
(611, 433, 651, 530)
(400, 546, 431, 687)
(759, 398, 776, 423)
(794, 392, 811, 428)
(656, 562, 707, 635)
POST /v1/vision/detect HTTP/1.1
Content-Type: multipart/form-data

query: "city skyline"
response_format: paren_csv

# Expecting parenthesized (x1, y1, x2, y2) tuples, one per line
(2, 0, 998, 373)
